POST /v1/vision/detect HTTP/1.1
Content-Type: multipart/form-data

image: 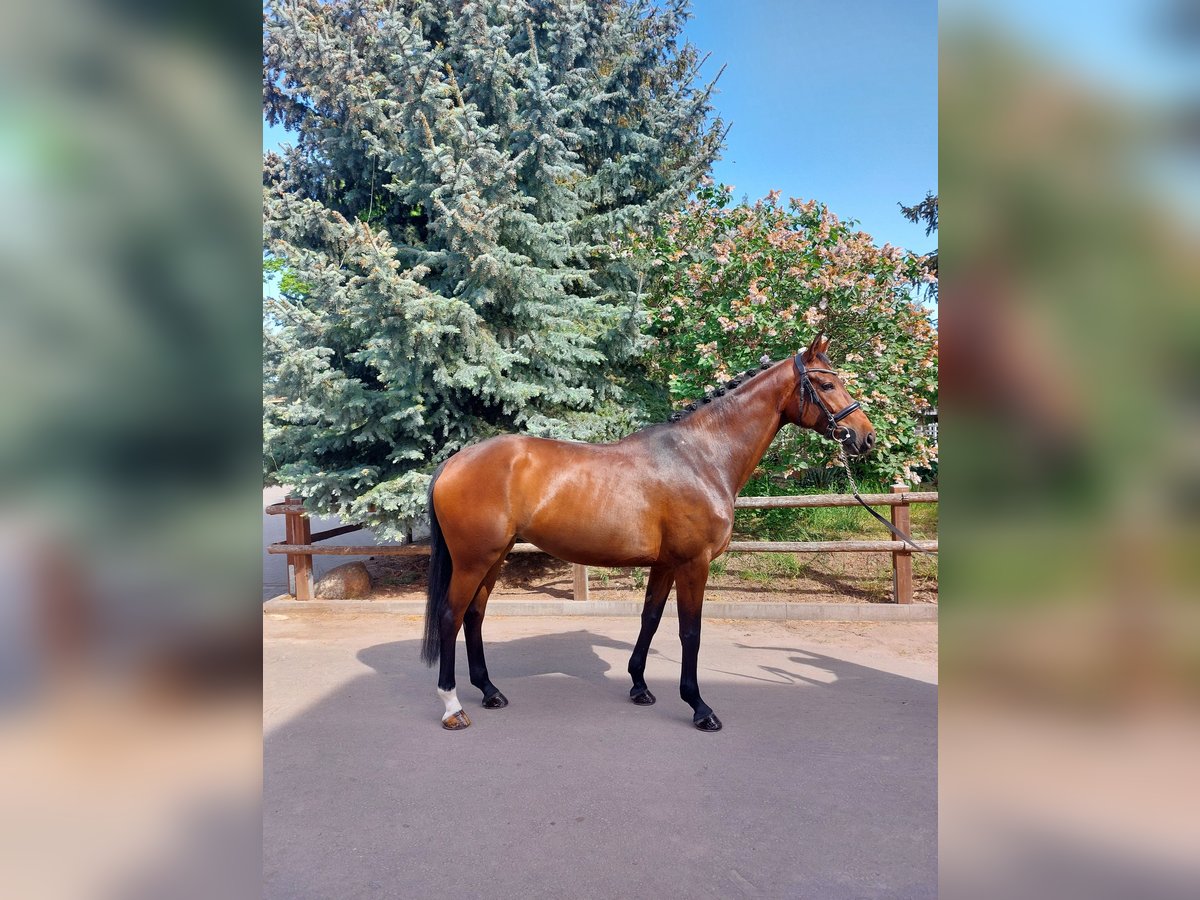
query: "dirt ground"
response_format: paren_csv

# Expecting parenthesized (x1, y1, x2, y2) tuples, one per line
(266, 612, 939, 664)
(363, 548, 938, 605)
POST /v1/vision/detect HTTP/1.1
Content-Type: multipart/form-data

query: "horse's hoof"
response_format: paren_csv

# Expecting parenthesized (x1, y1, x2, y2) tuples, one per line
(441, 710, 471, 730)
(694, 713, 722, 732)
(630, 688, 656, 705)
(482, 692, 508, 709)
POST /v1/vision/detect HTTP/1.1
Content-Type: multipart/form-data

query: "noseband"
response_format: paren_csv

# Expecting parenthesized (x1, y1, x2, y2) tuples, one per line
(793, 354, 860, 443)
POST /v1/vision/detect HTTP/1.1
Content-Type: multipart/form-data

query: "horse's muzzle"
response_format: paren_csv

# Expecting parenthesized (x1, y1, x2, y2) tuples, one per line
(836, 428, 875, 456)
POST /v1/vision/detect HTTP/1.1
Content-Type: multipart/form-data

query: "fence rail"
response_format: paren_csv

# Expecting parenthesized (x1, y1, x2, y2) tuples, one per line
(267, 484, 937, 603)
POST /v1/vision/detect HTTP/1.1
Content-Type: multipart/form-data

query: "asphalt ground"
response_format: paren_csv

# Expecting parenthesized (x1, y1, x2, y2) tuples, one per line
(264, 613, 937, 899)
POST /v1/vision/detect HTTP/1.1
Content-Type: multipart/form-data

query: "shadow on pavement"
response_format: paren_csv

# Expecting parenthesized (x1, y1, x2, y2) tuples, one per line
(265, 628, 935, 899)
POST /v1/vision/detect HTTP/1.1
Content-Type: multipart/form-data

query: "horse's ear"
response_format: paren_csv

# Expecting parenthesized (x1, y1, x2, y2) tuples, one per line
(807, 333, 830, 358)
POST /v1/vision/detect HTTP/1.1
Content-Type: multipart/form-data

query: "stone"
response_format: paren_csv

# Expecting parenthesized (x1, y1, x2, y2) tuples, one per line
(313, 562, 372, 600)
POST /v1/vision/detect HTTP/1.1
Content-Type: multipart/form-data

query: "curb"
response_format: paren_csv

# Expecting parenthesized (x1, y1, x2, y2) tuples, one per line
(262, 596, 937, 621)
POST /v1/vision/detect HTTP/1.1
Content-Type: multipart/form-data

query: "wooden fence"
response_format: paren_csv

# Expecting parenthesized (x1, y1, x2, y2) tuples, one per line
(267, 483, 937, 604)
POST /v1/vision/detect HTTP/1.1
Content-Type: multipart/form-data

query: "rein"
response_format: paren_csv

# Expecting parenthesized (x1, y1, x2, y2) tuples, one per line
(794, 353, 933, 556)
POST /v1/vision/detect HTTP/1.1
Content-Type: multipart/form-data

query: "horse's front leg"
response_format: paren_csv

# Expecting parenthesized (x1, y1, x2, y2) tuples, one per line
(675, 558, 721, 732)
(628, 565, 674, 705)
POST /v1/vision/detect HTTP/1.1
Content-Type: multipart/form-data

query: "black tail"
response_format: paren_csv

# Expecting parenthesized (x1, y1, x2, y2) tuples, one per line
(421, 462, 452, 666)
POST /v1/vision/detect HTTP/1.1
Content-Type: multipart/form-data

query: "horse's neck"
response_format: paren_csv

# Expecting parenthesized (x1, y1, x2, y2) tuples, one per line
(676, 363, 792, 499)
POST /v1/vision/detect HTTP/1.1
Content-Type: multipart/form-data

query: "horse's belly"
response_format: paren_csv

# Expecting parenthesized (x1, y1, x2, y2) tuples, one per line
(519, 489, 661, 566)
(520, 522, 658, 568)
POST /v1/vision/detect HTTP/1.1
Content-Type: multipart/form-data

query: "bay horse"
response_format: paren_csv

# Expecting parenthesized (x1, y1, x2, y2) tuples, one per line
(421, 333, 876, 731)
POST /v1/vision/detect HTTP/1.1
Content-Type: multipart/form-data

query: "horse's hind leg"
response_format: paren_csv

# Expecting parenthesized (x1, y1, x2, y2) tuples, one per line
(437, 563, 492, 730)
(628, 565, 674, 705)
(464, 543, 513, 709)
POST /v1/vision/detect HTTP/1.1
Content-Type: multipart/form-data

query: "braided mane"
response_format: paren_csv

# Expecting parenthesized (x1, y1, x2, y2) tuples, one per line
(666, 357, 776, 423)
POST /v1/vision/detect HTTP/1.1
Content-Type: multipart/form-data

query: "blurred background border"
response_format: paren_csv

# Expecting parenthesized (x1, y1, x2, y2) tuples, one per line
(0, 1, 1197, 898)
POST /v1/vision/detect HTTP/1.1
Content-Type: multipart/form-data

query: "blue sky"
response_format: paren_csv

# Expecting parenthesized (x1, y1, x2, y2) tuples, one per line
(264, 0, 938, 254)
(683, 0, 937, 254)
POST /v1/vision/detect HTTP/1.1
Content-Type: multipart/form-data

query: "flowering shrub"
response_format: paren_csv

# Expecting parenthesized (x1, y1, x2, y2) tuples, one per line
(636, 183, 938, 486)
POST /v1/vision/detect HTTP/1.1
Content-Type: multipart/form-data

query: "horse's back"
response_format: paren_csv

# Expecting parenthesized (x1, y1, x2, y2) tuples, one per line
(434, 433, 618, 524)
(439, 432, 645, 512)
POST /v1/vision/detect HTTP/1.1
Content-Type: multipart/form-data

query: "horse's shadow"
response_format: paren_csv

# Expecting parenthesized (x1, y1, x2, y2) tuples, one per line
(357, 628, 639, 689)
(355, 631, 911, 704)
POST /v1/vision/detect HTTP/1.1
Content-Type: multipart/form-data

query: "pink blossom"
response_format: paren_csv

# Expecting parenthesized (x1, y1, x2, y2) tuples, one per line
(747, 278, 768, 305)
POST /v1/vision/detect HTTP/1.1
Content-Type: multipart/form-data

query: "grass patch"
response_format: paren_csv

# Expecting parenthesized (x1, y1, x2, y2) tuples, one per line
(712, 552, 809, 583)
(742, 569, 776, 584)
(910, 501, 938, 538)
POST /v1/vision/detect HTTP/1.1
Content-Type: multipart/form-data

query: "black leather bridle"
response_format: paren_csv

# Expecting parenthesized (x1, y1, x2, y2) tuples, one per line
(792, 351, 933, 555)
(793, 353, 861, 443)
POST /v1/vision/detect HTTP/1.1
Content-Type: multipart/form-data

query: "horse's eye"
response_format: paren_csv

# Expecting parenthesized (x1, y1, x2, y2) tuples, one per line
(821, 382, 835, 391)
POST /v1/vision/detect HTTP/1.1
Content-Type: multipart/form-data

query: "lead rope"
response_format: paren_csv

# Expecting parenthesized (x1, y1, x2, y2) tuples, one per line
(836, 444, 934, 555)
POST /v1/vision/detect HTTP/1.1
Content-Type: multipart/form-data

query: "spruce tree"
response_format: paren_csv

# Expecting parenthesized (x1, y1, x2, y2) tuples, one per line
(263, 0, 723, 536)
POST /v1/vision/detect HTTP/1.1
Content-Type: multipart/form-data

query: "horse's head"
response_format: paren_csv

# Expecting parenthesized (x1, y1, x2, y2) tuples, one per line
(784, 333, 877, 456)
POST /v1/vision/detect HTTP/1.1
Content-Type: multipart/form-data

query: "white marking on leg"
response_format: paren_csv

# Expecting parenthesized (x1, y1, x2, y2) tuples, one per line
(437, 688, 463, 722)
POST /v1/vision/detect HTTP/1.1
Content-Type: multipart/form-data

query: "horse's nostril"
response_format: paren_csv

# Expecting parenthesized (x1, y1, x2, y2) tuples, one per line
(864, 432, 875, 449)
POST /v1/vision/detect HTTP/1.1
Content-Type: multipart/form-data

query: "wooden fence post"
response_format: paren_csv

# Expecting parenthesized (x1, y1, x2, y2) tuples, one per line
(891, 483, 913, 604)
(572, 564, 589, 601)
(285, 495, 314, 600)
(284, 497, 298, 598)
